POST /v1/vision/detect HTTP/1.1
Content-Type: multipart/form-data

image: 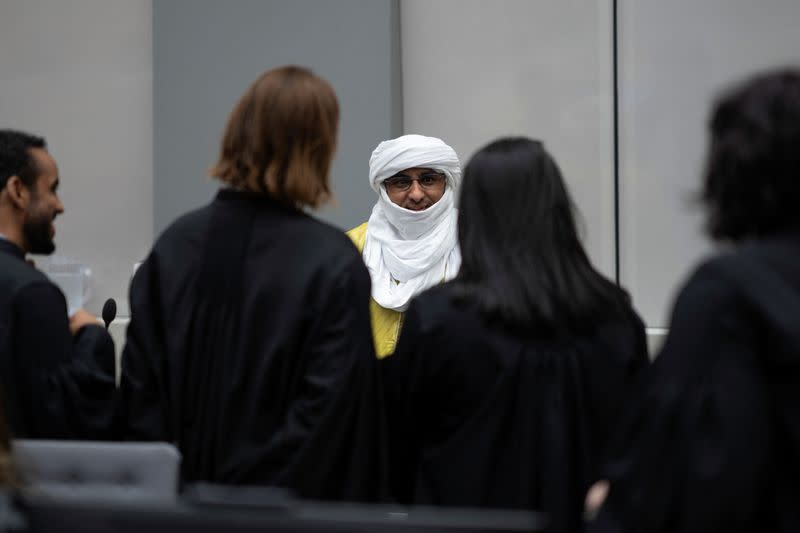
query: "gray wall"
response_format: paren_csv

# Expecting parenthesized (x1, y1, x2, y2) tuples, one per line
(400, 0, 616, 279)
(617, 0, 800, 327)
(402, 0, 800, 331)
(0, 0, 153, 316)
(6, 0, 800, 334)
(153, 0, 402, 235)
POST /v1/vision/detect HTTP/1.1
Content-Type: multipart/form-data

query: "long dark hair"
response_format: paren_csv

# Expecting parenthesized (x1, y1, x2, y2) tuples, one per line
(452, 137, 628, 334)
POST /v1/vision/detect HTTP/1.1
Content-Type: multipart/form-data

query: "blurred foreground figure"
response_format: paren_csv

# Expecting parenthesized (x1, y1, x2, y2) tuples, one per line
(590, 68, 800, 533)
(384, 137, 648, 532)
(121, 66, 386, 501)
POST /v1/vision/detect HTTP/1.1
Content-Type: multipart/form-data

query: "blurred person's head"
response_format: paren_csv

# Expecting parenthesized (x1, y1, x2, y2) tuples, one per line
(703, 68, 800, 241)
(210, 65, 339, 209)
(0, 130, 64, 255)
(454, 137, 626, 333)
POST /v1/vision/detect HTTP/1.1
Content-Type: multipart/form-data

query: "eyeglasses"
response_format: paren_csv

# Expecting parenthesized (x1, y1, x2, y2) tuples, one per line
(383, 172, 446, 193)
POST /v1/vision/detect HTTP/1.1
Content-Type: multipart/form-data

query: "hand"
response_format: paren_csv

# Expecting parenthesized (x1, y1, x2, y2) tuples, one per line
(69, 308, 101, 335)
(584, 480, 610, 520)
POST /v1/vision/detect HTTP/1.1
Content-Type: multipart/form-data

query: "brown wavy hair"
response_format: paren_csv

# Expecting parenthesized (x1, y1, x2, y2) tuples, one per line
(210, 65, 339, 208)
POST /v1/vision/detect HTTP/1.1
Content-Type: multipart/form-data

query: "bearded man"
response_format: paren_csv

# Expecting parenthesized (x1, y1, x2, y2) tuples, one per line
(348, 134, 461, 358)
(0, 129, 117, 438)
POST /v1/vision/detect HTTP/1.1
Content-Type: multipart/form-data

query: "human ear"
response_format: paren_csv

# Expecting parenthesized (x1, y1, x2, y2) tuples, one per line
(4, 175, 31, 210)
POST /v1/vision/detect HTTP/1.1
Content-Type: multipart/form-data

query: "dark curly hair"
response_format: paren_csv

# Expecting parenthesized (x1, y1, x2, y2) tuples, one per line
(0, 129, 47, 190)
(703, 68, 800, 241)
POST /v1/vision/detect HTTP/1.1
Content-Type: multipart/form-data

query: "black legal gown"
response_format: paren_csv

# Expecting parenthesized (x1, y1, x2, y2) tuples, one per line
(383, 283, 648, 532)
(120, 189, 387, 501)
(0, 239, 117, 439)
(590, 230, 800, 533)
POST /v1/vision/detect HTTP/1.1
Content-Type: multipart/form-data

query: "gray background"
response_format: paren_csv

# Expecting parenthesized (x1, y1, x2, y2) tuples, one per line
(617, 0, 800, 327)
(153, 0, 402, 235)
(401, 0, 616, 280)
(3, 0, 800, 339)
(0, 0, 153, 317)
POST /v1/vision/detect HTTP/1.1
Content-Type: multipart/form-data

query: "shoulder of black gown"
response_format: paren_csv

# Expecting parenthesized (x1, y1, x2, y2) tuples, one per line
(591, 248, 791, 533)
(0, 240, 52, 292)
(174, 189, 361, 266)
(0, 238, 25, 261)
(404, 282, 462, 332)
(150, 199, 214, 259)
(9, 281, 117, 439)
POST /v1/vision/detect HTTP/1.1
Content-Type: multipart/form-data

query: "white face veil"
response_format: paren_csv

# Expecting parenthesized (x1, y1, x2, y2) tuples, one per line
(363, 134, 462, 311)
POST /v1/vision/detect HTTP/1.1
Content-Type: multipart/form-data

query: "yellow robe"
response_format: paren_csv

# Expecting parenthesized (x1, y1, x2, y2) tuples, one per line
(346, 222, 404, 359)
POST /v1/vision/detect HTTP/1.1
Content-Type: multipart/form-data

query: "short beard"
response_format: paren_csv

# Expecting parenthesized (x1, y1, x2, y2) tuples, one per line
(23, 215, 55, 255)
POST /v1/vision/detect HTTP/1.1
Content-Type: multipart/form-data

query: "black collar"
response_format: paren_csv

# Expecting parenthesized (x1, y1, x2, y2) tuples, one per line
(0, 238, 25, 261)
(214, 188, 302, 216)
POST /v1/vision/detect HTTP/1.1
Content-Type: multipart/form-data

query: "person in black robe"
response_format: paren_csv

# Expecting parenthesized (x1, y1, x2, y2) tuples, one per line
(383, 137, 648, 532)
(120, 66, 387, 501)
(0, 130, 117, 439)
(587, 68, 800, 533)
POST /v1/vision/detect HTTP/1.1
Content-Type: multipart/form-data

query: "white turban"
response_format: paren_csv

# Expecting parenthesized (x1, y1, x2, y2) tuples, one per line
(369, 134, 462, 191)
(363, 134, 462, 311)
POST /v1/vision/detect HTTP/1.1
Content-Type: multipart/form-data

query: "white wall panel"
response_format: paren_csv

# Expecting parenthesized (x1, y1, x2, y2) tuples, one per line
(618, 0, 800, 327)
(401, 0, 616, 278)
(0, 0, 153, 317)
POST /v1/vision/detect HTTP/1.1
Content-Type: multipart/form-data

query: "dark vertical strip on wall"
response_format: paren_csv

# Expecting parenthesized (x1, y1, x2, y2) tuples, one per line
(612, 0, 621, 284)
(390, 0, 403, 137)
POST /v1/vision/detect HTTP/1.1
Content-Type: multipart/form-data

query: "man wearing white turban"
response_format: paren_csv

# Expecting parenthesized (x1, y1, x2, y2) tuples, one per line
(347, 134, 461, 358)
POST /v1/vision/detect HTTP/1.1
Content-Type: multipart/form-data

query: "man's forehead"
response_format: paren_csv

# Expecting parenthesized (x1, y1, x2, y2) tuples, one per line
(395, 166, 436, 175)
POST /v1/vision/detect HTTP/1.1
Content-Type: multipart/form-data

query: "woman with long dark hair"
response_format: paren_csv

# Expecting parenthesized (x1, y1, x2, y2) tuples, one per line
(384, 137, 648, 531)
(589, 68, 800, 533)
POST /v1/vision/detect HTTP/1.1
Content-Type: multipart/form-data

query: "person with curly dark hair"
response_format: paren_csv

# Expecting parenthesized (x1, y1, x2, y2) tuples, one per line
(588, 68, 800, 533)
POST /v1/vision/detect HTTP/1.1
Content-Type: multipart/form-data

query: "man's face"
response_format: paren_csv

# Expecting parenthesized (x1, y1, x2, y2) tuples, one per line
(383, 167, 446, 211)
(23, 148, 64, 255)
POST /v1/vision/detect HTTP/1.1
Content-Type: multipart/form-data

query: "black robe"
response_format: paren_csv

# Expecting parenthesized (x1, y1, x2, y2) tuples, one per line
(590, 230, 800, 533)
(120, 189, 387, 501)
(0, 239, 117, 439)
(383, 283, 648, 532)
